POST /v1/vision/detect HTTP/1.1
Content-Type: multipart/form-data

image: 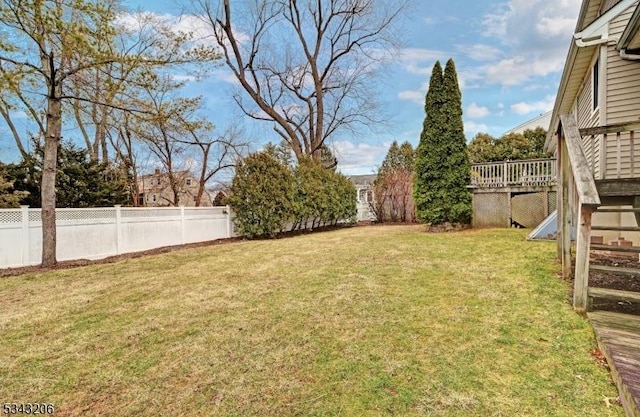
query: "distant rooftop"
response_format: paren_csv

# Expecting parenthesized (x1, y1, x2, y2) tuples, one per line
(503, 111, 552, 135)
(348, 174, 377, 187)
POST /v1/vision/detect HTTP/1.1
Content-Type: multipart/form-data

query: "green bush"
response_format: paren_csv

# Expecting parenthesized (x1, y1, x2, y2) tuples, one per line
(228, 152, 356, 238)
(227, 151, 295, 238)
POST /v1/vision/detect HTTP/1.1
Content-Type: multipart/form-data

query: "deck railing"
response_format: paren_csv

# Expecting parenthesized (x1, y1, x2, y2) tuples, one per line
(579, 122, 640, 180)
(558, 114, 601, 312)
(470, 158, 557, 188)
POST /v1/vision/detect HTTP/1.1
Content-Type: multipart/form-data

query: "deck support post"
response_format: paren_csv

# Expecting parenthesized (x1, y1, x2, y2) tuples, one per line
(557, 137, 563, 259)
(574, 203, 593, 312)
(560, 135, 572, 278)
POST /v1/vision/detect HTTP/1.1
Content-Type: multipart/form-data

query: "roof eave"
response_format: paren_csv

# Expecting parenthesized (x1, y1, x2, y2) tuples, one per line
(617, 3, 640, 50)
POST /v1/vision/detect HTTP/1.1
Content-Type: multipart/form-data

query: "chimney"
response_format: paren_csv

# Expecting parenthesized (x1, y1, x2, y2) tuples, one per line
(154, 168, 160, 175)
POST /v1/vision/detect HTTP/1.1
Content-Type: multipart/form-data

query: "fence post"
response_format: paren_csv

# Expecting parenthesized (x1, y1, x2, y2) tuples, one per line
(20, 205, 29, 265)
(180, 206, 186, 244)
(114, 205, 122, 255)
(226, 205, 232, 238)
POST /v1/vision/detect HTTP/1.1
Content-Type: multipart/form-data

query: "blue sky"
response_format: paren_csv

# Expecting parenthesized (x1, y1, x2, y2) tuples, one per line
(0, 0, 583, 175)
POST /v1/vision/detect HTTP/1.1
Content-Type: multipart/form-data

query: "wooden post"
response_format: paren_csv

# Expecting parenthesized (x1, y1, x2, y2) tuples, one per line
(557, 136, 563, 259)
(600, 133, 607, 179)
(544, 190, 549, 218)
(573, 204, 593, 312)
(616, 131, 621, 178)
(507, 191, 512, 228)
(562, 140, 572, 279)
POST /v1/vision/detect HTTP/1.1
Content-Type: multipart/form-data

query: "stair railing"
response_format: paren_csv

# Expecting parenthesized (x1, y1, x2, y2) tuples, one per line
(558, 114, 601, 312)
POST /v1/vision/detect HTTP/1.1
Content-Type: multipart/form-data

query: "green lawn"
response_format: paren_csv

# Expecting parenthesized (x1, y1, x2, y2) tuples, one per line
(0, 226, 623, 416)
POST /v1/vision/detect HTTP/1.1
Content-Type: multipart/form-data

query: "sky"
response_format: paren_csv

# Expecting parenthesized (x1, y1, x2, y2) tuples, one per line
(0, 0, 583, 175)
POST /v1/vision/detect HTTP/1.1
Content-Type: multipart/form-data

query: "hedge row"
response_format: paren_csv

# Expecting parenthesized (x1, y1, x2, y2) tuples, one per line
(227, 152, 356, 238)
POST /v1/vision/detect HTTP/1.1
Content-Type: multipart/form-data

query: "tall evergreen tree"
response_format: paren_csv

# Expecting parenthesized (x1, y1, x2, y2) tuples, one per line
(413, 59, 471, 225)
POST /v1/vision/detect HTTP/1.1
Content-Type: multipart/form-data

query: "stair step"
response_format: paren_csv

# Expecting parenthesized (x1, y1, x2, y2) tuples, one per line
(596, 208, 640, 213)
(592, 226, 640, 232)
(588, 310, 640, 333)
(591, 244, 640, 253)
(588, 287, 640, 303)
(590, 264, 640, 277)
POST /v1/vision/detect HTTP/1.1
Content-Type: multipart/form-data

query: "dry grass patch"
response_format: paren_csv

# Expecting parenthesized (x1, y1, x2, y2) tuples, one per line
(0, 226, 623, 416)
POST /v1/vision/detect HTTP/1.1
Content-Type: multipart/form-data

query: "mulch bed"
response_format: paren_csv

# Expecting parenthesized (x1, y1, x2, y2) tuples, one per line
(589, 252, 640, 314)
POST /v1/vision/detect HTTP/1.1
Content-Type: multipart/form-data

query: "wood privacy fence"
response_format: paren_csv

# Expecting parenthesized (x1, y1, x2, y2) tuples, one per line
(0, 206, 234, 268)
(470, 158, 557, 188)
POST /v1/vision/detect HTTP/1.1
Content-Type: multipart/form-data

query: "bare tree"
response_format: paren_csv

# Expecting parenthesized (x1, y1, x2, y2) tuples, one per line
(0, 0, 217, 266)
(130, 74, 244, 207)
(194, 0, 408, 162)
(175, 124, 248, 207)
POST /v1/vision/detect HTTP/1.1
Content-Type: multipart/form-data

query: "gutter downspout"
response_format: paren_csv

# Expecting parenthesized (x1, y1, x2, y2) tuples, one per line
(619, 48, 640, 60)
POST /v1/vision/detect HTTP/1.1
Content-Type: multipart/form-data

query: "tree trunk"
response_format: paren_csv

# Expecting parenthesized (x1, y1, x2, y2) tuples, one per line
(41, 94, 62, 267)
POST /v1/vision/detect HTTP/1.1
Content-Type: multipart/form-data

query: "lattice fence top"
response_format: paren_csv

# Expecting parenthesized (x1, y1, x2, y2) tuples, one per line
(0, 206, 229, 224)
(121, 208, 182, 218)
(56, 209, 116, 221)
(184, 207, 226, 216)
(28, 210, 41, 222)
(0, 210, 22, 224)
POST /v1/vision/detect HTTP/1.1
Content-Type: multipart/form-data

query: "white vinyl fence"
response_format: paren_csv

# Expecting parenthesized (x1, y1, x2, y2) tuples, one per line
(0, 205, 235, 268)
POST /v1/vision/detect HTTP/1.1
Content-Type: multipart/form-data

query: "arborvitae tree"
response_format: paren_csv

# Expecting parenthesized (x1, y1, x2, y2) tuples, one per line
(414, 59, 471, 225)
(227, 151, 296, 238)
(399, 141, 415, 170)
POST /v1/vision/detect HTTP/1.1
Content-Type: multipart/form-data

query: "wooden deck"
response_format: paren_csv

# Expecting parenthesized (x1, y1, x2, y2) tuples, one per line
(588, 311, 640, 417)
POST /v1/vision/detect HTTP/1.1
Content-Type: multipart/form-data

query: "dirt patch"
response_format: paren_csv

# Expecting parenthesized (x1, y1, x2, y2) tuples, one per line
(425, 222, 472, 233)
(589, 252, 640, 314)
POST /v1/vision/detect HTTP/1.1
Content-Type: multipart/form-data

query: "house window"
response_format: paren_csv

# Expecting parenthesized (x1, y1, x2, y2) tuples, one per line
(359, 189, 366, 202)
(152, 194, 157, 202)
(592, 58, 599, 110)
(186, 179, 192, 186)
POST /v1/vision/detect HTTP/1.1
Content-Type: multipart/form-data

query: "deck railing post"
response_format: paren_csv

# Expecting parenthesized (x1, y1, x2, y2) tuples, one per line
(574, 203, 593, 312)
(503, 161, 508, 186)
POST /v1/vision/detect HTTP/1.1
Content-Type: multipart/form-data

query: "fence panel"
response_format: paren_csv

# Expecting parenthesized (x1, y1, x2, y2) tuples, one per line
(0, 206, 235, 268)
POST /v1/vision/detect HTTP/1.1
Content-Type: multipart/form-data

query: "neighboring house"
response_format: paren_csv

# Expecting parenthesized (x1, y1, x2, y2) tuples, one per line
(546, 1, 640, 412)
(503, 110, 552, 135)
(348, 174, 377, 222)
(137, 169, 213, 207)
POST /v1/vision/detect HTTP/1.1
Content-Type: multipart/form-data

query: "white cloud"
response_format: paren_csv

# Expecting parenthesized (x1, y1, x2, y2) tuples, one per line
(510, 95, 555, 115)
(464, 121, 489, 137)
(397, 48, 451, 75)
(467, 103, 490, 119)
(474, 0, 581, 87)
(456, 44, 503, 62)
(398, 89, 424, 105)
(333, 140, 390, 174)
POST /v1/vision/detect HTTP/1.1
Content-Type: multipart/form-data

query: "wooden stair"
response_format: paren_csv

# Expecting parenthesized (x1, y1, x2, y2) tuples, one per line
(588, 205, 640, 313)
(588, 311, 640, 417)
(587, 208, 640, 417)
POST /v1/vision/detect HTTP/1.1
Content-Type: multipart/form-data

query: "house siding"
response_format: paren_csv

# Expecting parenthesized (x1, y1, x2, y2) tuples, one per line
(601, 3, 640, 178)
(606, 5, 640, 125)
(576, 61, 602, 177)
